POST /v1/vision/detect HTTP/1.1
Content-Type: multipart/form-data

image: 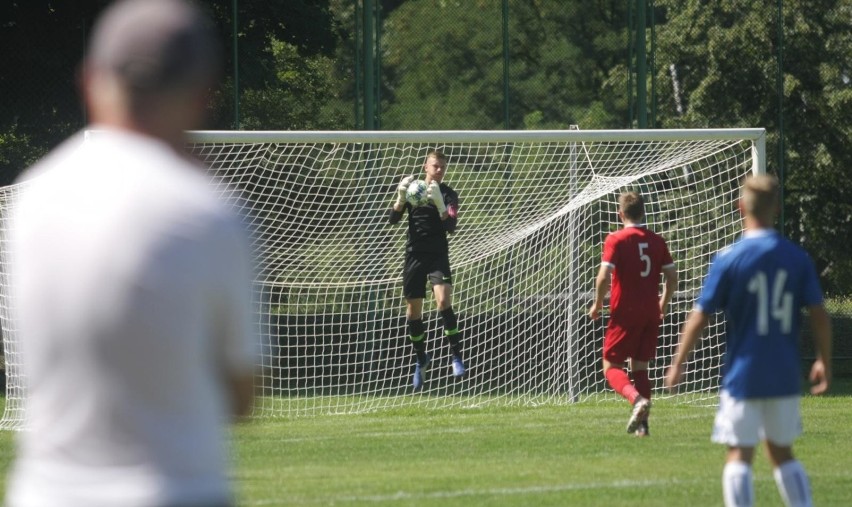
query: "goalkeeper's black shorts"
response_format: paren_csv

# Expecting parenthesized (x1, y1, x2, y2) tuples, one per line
(402, 251, 452, 299)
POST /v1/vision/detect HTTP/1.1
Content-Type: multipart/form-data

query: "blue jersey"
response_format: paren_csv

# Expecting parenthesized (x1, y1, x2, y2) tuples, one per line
(695, 229, 823, 399)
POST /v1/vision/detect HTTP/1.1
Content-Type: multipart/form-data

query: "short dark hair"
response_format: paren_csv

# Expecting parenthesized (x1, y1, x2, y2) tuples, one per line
(619, 192, 645, 221)
(426, 149, 448, 164)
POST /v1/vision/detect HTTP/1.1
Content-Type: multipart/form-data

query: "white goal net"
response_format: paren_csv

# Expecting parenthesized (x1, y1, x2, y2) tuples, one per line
(0, 128, 764, 426)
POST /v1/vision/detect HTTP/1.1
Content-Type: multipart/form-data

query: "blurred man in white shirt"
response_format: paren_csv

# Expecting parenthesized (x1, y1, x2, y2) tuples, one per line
(5, 1, 257, 506)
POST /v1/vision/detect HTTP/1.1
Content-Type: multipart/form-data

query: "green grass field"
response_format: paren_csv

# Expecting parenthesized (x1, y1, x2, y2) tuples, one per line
(0, 382, 850, 506)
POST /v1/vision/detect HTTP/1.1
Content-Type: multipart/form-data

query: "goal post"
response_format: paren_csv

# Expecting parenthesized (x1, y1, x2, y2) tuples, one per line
(0, 128, 765, 427)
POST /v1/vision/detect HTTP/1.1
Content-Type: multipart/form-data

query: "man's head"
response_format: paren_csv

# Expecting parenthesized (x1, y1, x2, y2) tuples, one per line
(83, 0, 221, 146)
(423, 149, 448, 183)
(618, 191, 645, 224)
(739, 174, 780, 227)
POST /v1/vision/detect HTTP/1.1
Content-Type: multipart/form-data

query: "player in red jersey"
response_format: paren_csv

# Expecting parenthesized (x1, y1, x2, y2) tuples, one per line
(588, 192, 678, 436)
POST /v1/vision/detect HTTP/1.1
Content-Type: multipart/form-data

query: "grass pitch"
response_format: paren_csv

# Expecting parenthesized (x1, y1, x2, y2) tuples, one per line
(1, 382, 851, 506)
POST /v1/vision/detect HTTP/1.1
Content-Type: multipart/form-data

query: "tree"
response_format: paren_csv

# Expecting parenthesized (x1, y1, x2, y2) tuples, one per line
(379, 0, 628, 130)
(204, 0, 345, 129)
(0, 0, 344, 182)
(653, 0, 852, 294)
(0, 1, 107, 185)
(210, 39, 353, 130)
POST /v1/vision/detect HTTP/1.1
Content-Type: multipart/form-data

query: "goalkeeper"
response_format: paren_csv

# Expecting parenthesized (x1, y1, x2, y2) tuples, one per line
(388, 149, 464, 390)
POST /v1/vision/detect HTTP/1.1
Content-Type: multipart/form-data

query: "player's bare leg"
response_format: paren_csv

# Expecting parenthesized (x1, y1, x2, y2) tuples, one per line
(433, 283, 465, 376)
(406, 297, 424, 321)
(765, 441, 813, 507)
(630, 358, 652, 436)
(723, 447, 755, 507)
(432, 283, 451, 312)
(603, 359, 649, 433)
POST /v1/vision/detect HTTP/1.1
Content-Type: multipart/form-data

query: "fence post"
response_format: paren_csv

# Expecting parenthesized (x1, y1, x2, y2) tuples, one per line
(649, 0, 656, 128)
(354, 0, 362, 128)
(232, 0, 240, 129)
(362, 0, 376, 130)
(775, 0, 786, 233)
(502, 0, 510, 129)
(635, 0, 648, 128)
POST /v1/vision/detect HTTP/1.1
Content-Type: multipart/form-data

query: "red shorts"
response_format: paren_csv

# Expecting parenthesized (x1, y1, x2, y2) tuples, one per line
(603, 311, 660, 364)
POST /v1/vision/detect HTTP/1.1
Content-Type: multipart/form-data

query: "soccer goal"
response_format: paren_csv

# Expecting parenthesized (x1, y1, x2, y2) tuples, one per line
(0, 128, 764, 426)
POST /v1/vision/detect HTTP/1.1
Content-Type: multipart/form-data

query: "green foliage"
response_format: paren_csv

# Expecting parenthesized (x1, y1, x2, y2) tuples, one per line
(0, 1, 350, 179)
(380, 0, 628, 130)
(0, 0, 849, 292)
(824, 296, 852, 315)
(653, 0, 852, 294)
(0, 125, 45, 183)
(205, 0, 355, 130)
(206, 0, 339, 90)
(211, 40, 354, 130)
(0, 2, 108, 183)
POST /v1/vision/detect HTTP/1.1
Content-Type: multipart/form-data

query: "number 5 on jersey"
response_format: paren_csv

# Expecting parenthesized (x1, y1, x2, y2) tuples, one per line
(638, 242, 651, 277)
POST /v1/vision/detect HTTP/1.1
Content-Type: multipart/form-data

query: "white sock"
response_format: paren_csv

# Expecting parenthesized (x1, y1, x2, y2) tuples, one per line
(723, 461, 754, 507)
(773, 460, 813, 507)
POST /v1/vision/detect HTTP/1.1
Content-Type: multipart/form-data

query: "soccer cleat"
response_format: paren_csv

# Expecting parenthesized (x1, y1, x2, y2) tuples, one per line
(626, 397, 651, 434)
(452, 357, 466, 377)
(412, 354, 431, 391)
(635, 420, 650, 437)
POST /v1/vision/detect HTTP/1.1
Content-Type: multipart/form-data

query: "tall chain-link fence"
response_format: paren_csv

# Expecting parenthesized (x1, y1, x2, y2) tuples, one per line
(0, 0, 849, 374)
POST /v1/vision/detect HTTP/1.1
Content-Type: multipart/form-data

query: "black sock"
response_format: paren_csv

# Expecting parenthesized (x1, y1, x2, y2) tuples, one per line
(407, 319, 427, 363)
(440, 308, 463, 361)
(445, 331, 463, 361)
(411, 338, 427, 363)
(440, 307, 458, 331)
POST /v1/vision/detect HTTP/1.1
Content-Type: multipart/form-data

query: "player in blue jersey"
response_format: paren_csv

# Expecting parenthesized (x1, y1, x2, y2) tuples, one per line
(665, 174, 832, 507)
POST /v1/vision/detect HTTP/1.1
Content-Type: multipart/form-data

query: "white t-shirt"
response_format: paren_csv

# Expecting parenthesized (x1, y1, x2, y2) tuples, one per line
(5, 128, 257, 507)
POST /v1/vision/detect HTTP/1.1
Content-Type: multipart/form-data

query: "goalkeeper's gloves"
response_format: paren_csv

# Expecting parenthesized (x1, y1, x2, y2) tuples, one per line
(395, 175, 415, 207)
(427, 181, 447, 215)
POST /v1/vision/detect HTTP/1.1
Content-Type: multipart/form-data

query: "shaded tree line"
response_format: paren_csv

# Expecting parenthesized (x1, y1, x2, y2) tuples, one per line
(0, 0, 849, 294)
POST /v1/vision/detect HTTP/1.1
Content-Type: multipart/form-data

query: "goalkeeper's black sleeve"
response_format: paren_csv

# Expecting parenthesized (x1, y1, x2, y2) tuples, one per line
(443, 193, 459, 233)
(388, 207, 404, 224)
(443, 213, 457, 233)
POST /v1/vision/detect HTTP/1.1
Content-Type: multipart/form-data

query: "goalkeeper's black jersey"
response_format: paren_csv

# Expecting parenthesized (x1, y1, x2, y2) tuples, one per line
(389, 182, 458, 254)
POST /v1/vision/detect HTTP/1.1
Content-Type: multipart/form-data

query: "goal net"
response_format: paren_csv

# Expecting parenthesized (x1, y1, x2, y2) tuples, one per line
(0, 128, 764, 426)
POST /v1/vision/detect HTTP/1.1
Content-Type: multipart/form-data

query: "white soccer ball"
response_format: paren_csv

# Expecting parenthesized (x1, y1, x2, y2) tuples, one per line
(406, 179, 428, 207)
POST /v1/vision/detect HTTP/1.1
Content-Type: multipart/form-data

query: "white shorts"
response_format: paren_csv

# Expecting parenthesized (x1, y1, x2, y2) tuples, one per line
(711, 390, 802, 447)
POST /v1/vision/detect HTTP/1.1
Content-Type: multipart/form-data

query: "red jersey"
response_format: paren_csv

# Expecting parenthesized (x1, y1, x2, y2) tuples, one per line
(602, 225, 673, 318)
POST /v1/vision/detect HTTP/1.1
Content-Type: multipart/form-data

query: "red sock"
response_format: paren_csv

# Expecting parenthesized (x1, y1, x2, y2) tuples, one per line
(605, 367, 640, 404)
(633, 369, 651, 401)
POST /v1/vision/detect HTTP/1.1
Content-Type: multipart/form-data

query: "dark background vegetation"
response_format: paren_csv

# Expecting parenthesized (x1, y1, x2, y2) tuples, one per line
(1, 1, 849, 372)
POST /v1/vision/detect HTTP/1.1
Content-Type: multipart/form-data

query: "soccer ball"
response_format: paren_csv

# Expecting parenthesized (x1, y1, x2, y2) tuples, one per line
(406, 179, 428, 207)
